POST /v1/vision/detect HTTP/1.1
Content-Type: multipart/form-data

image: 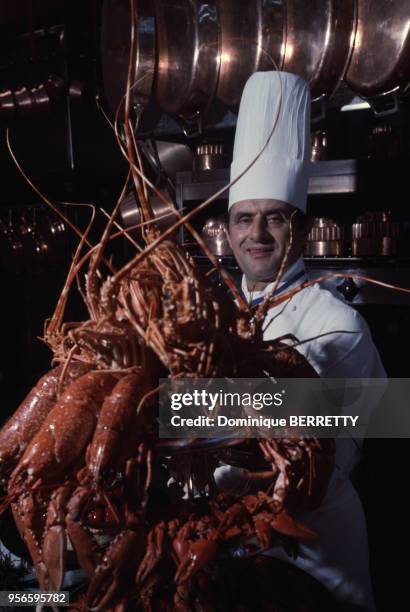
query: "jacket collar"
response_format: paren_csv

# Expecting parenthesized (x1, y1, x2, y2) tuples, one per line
(241, 257, 307, 307)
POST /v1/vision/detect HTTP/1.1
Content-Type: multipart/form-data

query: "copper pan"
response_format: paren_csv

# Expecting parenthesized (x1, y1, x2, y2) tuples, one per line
(14, 87, 34, 119)
(31, 84, 51, 117)
(154, 0, 220, 121)
(345, 0, 410, 100)
(0, 90, 15, 121)
(101, 0, 156, 116)
(283, 0, 357, 101)
(216, 0, 285, 108)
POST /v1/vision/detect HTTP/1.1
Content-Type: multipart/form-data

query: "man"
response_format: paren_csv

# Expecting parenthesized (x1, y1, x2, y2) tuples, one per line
(214, 71, 386, 611)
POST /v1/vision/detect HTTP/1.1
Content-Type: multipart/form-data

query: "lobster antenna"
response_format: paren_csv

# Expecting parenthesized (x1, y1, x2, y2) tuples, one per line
(44, 202, 96, 344)
(85, 169, 131, 319)
(99, 207, 143, 252)
(122, 0, 155, 238)
(262, 271, 410, 315)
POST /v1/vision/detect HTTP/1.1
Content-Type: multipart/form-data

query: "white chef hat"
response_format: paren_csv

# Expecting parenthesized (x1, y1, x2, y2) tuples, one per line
(229, 71, 311, 212)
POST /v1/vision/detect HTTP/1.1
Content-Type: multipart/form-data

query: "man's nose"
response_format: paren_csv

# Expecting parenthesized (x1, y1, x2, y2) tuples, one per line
(249, 216, 270, 242)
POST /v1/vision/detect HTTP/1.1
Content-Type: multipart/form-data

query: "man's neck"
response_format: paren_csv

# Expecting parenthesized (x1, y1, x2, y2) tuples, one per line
(244, 257, 305, 293)
(245, 279, 272, 291)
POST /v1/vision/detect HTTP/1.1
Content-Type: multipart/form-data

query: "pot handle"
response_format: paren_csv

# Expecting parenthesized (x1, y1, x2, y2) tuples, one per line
(366, 88, 400, 117)
(181, 111, 203, 139)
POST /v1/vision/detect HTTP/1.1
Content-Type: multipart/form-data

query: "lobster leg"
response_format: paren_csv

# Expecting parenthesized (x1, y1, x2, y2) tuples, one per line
(136, 521, 166, 585)
(259, 439, 291, 511)
(65, 486, 103, 578)
(85, 528, 146, 612)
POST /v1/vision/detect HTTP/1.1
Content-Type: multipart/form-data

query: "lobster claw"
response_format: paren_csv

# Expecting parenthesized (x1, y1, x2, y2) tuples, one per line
(175, 539, 219, 585)
(42, 484, 74, 591)
(86, 529, 144, 611)
(42, 524, 67, 591)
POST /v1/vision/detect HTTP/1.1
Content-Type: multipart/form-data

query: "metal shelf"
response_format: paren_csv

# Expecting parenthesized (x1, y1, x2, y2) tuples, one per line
(176, 157, 410, 201)
(182, 250, 410, 305)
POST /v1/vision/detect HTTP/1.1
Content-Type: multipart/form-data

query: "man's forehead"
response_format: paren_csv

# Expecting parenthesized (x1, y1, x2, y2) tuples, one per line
(230, 199, 292, 216)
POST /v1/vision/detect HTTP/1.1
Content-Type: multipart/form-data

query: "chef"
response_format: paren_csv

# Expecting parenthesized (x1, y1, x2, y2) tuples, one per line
(215, 71, 386, 611)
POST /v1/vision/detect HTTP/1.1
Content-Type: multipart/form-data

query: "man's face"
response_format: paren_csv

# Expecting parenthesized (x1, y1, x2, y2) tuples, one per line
(227, 199, 305, 290)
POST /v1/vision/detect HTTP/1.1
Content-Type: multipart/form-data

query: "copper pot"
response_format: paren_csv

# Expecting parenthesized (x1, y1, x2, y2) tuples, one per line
(216, 0, 285, 108)
(311, 131, 328, 162)
(345, 0, 410, 99)
(194, 143, 228, 171)
(305, 218, 344, 256)
(30, 84, 51, 117)
(283, 0, 357, 101)
(14, 87, 34, 118)
(101, 0, 156, 115)
(44, 75, 65, 102)
(202, 217, 232, 256)
(352, 212, 400, 256)
(0, 89, 15, 121)
(154, 0, 220, 120)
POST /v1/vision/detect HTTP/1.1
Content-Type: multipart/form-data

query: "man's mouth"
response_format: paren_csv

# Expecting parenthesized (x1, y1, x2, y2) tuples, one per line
(247, 246, 274, 259)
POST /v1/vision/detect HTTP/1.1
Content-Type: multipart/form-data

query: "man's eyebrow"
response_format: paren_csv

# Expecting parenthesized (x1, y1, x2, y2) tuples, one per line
(233, 208, 288, 219)
(232, 210, 255, 219)
(265, 209, 287, 215)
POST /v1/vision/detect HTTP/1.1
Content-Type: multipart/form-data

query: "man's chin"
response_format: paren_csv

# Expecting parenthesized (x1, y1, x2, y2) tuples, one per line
(243, 267, 280, 286)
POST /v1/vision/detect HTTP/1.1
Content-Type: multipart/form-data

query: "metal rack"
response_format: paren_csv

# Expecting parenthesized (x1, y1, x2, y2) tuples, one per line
(176, 157, 410, 203)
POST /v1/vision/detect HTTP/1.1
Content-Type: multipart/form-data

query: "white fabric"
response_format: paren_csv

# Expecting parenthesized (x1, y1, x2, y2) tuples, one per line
(214, 258, 387, 611)
(229, 71, 311, 212)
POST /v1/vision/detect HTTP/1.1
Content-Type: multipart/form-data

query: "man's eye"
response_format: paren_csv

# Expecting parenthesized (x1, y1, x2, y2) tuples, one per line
(237, 216, 252, 224)
(267, 215, 285, 224)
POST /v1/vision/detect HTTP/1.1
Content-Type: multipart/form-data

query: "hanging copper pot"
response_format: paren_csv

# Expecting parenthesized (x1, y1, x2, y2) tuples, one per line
(215, 0, 285, 108)
(154, 0, 220, 121)
(283, 0, 357, 100)
(101, 0, 156, 116)
(345, 0, 410, 100)
(0, 89, 15, 121)
(30, 84, 51, 117)
(14, 87, 34, 119)
(44, 75, 65, 102)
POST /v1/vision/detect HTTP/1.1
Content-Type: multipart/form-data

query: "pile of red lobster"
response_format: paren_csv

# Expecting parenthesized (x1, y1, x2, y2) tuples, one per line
(0, 225, 335, 610)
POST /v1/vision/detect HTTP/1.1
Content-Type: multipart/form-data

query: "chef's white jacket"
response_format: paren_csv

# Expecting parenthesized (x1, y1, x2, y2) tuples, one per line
(214, 257, 386, 611)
